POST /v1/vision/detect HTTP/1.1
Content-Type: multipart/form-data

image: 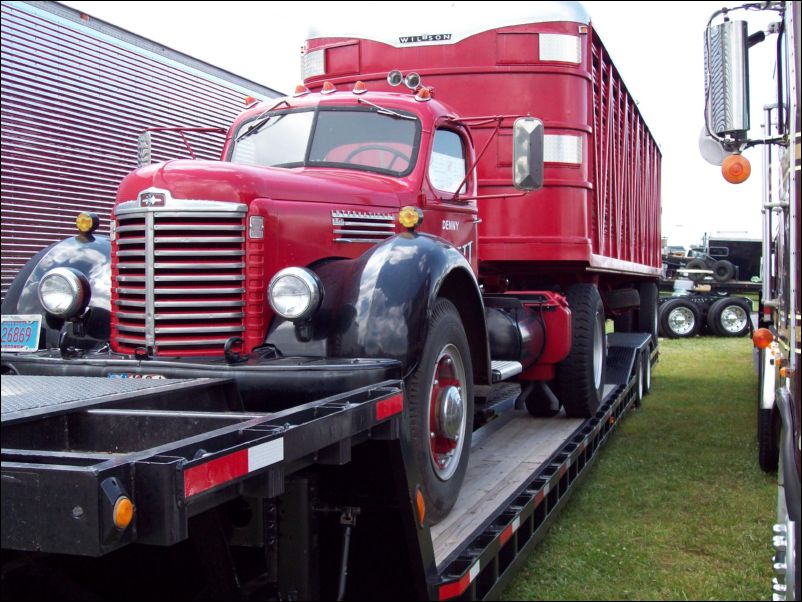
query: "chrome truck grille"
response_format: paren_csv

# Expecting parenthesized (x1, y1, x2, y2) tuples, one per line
(111, 198, 247, 356)
(331, 210, 395, 243)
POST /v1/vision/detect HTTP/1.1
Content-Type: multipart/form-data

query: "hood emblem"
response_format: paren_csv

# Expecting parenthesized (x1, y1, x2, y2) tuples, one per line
(139, 189, 169, 208)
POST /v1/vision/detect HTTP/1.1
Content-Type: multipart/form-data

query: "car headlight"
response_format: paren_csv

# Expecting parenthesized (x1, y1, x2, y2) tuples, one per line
(38, 267, 90, 318)
(268, 267, 322, 321)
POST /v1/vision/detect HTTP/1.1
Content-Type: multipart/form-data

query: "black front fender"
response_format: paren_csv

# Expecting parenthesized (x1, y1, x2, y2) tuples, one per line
(266, 233, 489, 380)
(2, 235, 111, 347)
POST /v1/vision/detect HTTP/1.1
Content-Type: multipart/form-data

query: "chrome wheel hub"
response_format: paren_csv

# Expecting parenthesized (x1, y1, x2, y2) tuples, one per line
(720, 305, 748, 334)
(668, 307, 695, 335)
(428, 345, 467, 481)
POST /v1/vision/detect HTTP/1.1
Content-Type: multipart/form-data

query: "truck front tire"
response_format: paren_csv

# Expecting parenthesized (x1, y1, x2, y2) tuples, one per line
(556, 284, 607, 418)
(406, 298, 473, 525)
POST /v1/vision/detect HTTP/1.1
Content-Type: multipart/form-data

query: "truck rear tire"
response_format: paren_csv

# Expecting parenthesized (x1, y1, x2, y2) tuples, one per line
(406, 298, 473, 525)
(556, 284, 607, 418)
(707, 297, 751, 337)
(659, 298, 701, 338)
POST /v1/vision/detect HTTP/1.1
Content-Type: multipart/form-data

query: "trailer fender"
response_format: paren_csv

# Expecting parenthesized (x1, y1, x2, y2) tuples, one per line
(1, 235, 111, 348)
(267, 232, 490, 384)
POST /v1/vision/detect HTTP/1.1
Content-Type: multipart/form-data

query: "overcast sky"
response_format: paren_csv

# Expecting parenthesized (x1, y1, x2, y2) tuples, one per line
(61, 1, 781, 248)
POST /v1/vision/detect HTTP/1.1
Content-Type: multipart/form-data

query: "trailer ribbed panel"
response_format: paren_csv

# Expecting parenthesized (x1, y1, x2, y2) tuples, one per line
(589, 32, 662, 269)
(1, 1, 280, 300)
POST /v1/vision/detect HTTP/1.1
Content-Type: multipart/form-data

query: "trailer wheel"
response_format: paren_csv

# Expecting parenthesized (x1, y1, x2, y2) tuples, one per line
(659, 298, 701, 338)
(712, 260, 735, 282)
(707, 297, 751, 337)
(556, 284, 607, 418)
(406, 298, 473, 525)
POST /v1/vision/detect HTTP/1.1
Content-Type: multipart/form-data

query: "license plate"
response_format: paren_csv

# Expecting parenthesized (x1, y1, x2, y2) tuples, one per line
(1, 314, 42, 352)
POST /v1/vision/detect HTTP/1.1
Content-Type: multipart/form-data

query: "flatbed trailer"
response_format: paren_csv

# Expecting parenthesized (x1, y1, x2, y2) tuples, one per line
(658, 278, 761, 295)
(1, 333, 653, 600)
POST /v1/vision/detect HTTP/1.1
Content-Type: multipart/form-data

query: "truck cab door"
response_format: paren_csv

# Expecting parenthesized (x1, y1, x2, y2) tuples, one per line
(422, 126, 479, 271)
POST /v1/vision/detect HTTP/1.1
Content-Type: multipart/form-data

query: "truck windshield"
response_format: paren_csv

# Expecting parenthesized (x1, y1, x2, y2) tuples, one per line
(230, 107, 420, 176)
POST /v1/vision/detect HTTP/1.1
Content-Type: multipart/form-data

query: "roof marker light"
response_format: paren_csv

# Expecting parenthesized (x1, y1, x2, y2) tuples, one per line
(321, 81, 336, 94)
(294, 84, 310, 96)
(353, 81, 368, 94)
(415, 87, 433, 102)
(244, 96, 258, 106)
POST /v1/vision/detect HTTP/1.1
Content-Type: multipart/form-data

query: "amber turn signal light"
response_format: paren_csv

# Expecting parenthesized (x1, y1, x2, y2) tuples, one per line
(76, 212, 99, 234)
(399, 206, 423, 230)
(721, 154, 751, 184)
(752, 328, 773, 349)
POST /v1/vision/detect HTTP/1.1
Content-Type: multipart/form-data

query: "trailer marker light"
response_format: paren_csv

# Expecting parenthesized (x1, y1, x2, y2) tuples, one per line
(321, 81, 336, 94)
(415, 487, 426, 527)
(752, 328, 773, 349)
(76, 212, 99, 234)
(113, 497, 134, 530)
(721, 154, 751, 184)
(779, 367, 792, 379)
(376, 393, 404, 420)
(352, 81, 368, 94)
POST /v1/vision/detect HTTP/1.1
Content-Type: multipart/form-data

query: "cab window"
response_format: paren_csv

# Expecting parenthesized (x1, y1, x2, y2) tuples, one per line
(429, 129, 467, 194)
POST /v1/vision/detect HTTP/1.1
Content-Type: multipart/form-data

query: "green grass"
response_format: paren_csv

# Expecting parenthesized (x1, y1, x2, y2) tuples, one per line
(502, 337, 776, 601)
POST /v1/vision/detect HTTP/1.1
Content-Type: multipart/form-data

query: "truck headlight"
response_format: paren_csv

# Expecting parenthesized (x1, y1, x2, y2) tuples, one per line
(38, 267, 90, 318)
(268, 267, 322, 321)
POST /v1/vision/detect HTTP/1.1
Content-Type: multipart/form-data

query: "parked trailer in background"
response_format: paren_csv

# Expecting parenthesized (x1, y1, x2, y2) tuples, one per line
(701, 2, 800, 599)
(0, 0, 281, 300)
(2, 3, 659, 599)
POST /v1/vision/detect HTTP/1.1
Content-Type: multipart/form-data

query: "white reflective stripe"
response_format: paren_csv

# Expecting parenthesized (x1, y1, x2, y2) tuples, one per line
(302, 49, 326, 79)
(248, 439, 284, 472)
(512, 517, 521, 533)
(539, 33, 581, 63)
(545, 134, 583, 164)
(469, 561, 481, 582)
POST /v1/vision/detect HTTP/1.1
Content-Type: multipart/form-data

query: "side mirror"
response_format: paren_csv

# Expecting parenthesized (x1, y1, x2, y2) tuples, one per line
(137, 131, 152, 167)
(704, 19, 750, 147)
(512, 117, 544, 191)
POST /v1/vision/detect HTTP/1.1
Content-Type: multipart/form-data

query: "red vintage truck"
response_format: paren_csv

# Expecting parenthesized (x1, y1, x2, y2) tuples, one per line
(1, 3, 661, 598)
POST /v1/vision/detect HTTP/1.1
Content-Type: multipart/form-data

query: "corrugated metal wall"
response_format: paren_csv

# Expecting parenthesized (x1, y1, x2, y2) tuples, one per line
(1, 1, 281, 300)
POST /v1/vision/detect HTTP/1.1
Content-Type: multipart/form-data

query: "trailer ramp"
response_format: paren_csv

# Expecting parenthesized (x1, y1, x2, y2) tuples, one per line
(430, 333, 653, 600)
